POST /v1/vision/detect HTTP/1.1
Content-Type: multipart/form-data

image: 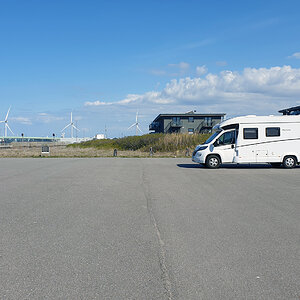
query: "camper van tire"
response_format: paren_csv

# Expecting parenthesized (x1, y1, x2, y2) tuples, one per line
(206, 155, 221, 169)
(282, 156, 297, 169)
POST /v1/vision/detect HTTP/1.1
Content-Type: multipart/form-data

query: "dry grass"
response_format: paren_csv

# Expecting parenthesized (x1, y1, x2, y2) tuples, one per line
(0, 143, 191, 158)
(0, 133, 210, 158)
(70, 133, 210, 152)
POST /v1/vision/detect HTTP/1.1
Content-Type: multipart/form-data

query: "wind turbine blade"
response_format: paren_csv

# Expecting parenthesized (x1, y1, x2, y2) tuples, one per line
(71, 112, 73, 123)
(128, 123, 136, 130)
(72, 124, 80, 131)
(0, 120, 4, 123)
(6, 124, 14, 135)
(5, 107, 11, 121)
(136, 111, 138, 123)
(61, 123, 71, 132)
(137, 125, 143, 133)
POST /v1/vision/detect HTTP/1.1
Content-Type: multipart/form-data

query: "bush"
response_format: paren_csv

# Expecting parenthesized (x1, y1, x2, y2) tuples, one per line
(145, 133, 210, 152)
(68, 133, 211, 152)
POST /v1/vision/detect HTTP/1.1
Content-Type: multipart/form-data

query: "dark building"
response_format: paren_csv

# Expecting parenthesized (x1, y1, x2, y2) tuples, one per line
(149, 111, 226, 134)
(278, 105, 300, 115)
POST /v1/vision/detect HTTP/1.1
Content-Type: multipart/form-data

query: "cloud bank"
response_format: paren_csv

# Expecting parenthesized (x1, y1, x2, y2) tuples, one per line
(85, 65, 300, 116)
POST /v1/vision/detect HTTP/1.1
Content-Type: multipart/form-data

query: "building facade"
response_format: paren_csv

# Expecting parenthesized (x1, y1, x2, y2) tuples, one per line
(149, 111, 226, 134)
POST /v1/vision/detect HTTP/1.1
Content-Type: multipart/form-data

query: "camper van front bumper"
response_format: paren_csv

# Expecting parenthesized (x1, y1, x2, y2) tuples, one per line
(192, 152, 205, 164)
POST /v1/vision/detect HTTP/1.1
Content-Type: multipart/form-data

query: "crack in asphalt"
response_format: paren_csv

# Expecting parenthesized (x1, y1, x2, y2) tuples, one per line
(141, 164, 174, 300)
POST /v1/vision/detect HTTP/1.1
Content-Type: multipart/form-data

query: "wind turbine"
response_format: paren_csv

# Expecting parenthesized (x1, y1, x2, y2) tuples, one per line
(0, 107, 14, 137)
(128, 111, 143, 135)
(61, 112, 80, 138)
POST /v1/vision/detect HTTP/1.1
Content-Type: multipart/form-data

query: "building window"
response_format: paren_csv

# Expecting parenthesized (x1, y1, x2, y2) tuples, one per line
(266, 127, 280, 137)
(188, 128, 194, 134)
(188, 117, 194, 122)
(172, 117, 180, 124)
(204, 117, 212, 126)
(243, 128, 258, 139)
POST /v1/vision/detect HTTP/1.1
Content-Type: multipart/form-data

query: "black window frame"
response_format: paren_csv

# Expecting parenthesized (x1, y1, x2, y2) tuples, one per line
(243, 128, 258, 139)
(266, 127, 280, 137)
(204, 117, 212, 126)
(172, 117, 180, 124)
(215, 130, 236, 147)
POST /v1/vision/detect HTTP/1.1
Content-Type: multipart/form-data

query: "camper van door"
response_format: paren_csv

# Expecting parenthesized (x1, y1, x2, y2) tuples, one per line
(213, 130, 236, 163)
(236, 127, 258, 163)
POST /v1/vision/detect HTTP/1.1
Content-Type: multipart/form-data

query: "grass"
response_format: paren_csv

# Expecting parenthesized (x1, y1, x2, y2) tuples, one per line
(68, 133, 210, 153)
(0, 133, 211, 158)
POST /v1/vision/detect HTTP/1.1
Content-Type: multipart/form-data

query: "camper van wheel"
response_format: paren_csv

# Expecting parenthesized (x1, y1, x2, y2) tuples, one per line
(206, 155, 221, 169)
(283, 156, 297, 169)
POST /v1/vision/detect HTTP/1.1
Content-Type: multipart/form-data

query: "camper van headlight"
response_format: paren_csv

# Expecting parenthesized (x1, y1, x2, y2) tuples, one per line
(198, 146, 208, 151)
(193, 146, 208, 156)
(193, 146, 207, 156)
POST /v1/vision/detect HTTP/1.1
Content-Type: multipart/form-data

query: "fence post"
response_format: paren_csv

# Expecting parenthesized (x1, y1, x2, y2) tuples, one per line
(149, 147, 153, 157)
(113, 149, 117, 157)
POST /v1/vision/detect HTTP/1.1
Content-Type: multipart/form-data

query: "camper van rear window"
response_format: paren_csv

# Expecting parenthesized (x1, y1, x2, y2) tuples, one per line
(243, 128, 258, 139)
(266, 127, 280, 137)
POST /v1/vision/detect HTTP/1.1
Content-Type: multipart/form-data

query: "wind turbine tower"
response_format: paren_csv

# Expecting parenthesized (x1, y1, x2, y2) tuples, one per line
(128, 111, 143, 135)
(61, 112, 80, 138)
(0, 107, 14, 137)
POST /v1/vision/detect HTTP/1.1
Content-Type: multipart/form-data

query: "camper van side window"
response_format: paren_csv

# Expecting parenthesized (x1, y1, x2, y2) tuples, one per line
(243, 128, 258, 139)
(266, 127, 280, 137)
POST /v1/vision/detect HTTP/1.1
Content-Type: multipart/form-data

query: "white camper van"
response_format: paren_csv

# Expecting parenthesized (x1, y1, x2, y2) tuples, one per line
(192, 115, 300, 168)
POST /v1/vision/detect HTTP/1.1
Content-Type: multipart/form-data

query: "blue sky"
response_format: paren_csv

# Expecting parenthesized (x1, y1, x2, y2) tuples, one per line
(1, 0, 300, 137)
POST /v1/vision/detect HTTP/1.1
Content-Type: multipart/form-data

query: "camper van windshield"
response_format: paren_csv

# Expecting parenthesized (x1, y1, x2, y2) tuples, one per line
(204, 131, 222, 144)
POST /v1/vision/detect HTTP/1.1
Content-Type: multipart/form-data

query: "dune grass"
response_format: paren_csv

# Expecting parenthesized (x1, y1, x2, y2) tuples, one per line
(68, 133, 211, 152)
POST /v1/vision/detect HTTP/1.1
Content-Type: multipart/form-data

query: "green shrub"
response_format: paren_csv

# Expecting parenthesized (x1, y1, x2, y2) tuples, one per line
(68, 133, 211, 152)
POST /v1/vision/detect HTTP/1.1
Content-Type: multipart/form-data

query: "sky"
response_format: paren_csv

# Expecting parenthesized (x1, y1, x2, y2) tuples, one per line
(1, 0, 300, 138)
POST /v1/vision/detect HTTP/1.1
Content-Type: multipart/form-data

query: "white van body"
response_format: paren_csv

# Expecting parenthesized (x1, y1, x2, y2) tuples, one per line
(192, 115, 300, 168)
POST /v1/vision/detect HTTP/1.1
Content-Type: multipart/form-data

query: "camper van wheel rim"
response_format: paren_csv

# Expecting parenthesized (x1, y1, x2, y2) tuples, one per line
(210, 158, 218, 167)
(284, 156, 296, 168)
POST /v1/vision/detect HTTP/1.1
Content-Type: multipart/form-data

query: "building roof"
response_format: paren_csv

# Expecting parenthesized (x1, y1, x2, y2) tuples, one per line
(278, 105, 300, 115)
(152, 112, 226, 123)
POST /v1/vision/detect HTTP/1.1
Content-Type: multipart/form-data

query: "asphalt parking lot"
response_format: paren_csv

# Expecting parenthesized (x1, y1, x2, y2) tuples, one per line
(0, 158, 299, 299)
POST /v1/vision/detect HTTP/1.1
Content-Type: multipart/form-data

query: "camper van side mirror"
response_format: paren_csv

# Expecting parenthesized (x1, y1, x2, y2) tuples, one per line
(214, 140, 219, 147)
(231, 144, 235, 149)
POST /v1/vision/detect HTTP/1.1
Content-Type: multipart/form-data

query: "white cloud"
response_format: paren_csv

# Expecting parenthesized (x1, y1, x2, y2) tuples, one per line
(151, 62, 190, 77)
(288, 52, 300, 59)
(178, 62, 190, 70)
(85, 100, 113, 106)
(168, 61, 190, 71)
(84, 65, 300, 116)
(37, 113, 63, 123)
(196, 65, 208, 76)
(11, 117, 32, 125)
